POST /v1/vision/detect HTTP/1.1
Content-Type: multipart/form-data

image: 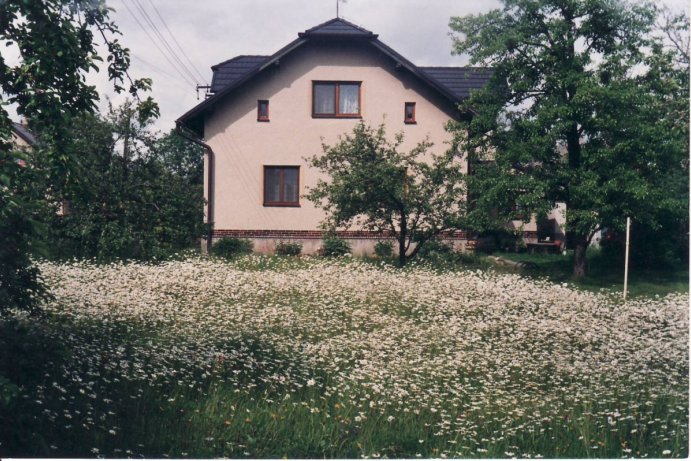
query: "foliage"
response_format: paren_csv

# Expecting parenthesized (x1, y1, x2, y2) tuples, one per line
(415, 239, 455, 260)
(477, 228, 524, 253)
(0, 0, 156, 313)
(0, 148, 50, 315)
(450, 0, 689, 278)
(599, 223, 688, 269)
(373, 240, 394, 258)
(210, 238, 253, 259)
(37, 102, 205, 261)
(307, 122, 466, 266)
(274, 241, 303, 256)
(320, 236, 351, 257)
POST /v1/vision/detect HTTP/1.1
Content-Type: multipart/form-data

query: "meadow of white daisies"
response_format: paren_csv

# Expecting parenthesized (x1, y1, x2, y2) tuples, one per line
(0, 255, 687, 458)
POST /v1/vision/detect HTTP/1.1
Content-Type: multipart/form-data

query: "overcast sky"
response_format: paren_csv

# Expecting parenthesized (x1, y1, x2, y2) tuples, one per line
(91, 0, 689, 133)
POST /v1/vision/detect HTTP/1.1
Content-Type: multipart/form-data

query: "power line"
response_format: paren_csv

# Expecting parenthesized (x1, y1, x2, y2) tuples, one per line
(121, 0, 197, 87)
(131, 0, 200, 86)
(145, 0, 208, 84)
(131, 54, 191, 92)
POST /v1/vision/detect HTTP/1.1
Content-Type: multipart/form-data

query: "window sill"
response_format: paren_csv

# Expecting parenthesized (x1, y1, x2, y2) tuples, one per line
(263, 203, 301, 208)
(257, 118, 270, 122)
(404, 120, 417, 124)
(312, 114, 362, 119)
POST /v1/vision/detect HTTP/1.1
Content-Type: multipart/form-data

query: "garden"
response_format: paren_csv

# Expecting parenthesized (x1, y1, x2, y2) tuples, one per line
(0, 254, 687, 458)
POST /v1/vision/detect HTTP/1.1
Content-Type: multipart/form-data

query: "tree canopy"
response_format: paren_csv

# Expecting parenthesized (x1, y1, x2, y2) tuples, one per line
(306, 122, 466, 266)
(1, 0, 158, 313)
(38, 102, 205, 261)
(450, 0, 689, 277)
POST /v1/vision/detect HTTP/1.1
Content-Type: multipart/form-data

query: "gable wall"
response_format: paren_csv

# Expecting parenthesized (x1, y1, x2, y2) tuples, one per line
(203, 41, 464, 238)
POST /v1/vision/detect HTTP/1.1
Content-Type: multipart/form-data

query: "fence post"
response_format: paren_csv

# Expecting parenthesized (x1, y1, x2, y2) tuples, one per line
(623, 217, 631, 302)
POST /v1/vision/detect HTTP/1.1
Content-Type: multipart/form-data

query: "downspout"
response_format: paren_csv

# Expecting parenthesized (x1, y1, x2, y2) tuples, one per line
(175, 122, 215, 253)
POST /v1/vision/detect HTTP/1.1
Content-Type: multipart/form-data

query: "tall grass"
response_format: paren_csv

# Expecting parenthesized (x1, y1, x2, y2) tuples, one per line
(0, 256, 687, 458)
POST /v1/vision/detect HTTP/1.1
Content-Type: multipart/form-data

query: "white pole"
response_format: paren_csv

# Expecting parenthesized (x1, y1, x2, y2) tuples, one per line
(623, 217, 631, 302)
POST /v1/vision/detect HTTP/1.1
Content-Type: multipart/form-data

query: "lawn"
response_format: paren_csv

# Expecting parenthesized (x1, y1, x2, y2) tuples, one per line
(0, 256, 687, 458)
(493, 251, 689, 298)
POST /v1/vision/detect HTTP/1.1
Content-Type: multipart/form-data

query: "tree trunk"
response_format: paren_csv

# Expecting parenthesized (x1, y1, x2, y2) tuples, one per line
(398, 212, 408, 266)
(573, 234, 588, 278)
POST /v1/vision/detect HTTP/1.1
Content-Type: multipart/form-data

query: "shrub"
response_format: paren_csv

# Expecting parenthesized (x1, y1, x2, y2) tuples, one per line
(210, 238, 253, 259)
(275, 241, 302, 256)
(477, 229, 522, 253)
(416, 240, 455, 260)
(374, 240, 394, 258)
(321, 237, 351, 257)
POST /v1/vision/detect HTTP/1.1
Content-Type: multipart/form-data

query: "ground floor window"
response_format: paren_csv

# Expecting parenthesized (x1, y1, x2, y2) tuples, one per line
(264, 166, 300, 206)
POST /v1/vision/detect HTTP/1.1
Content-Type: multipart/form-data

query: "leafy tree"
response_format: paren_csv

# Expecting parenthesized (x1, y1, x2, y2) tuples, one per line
(0, 0, 157, 313)
(43, 103, 205, 261)
(306, 122, 466, 266)
(450, 0, 688, 277)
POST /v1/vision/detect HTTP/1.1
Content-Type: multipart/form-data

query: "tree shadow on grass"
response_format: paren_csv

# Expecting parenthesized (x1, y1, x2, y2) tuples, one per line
(0, 317, 336, 458)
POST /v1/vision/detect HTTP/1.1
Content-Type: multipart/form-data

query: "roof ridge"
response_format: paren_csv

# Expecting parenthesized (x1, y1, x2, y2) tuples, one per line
(299, 17, 376, 37)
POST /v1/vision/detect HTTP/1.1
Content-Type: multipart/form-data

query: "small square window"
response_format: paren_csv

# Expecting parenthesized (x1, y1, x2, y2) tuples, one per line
(404, 102, 416, 124)
(264, 166, 300, 206)
(257, 100, 269, 121)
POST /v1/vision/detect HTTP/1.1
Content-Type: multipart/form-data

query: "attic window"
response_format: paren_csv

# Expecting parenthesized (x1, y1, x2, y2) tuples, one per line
(312, 81, 361, 118)
(404, 102, 416, 124)
(257, 100, 269, 121)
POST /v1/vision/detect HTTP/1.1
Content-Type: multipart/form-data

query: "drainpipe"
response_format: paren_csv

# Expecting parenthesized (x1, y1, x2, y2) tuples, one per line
(175, 122, 215, 253)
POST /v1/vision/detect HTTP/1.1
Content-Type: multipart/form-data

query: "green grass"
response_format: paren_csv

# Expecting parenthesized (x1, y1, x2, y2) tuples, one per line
(487, 250, 688, 298)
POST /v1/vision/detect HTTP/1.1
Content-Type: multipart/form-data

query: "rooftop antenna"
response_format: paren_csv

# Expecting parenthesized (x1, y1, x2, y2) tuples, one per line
(336, 0, 346, 18)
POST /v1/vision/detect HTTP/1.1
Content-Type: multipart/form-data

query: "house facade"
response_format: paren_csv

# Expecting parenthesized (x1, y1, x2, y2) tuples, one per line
(177, 18, 562, 254)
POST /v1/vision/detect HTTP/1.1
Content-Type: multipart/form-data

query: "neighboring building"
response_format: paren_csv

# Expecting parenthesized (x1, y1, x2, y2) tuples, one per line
(177, 17, 562, 254)
(11, 121, 37, 151)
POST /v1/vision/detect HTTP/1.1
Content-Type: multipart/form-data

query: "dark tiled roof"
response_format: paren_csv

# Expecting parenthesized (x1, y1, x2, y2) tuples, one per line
(209, 60, 492, 101)
(419, 67, 493, 100)
(299, 18, 376, 38)
(210, 55, 270, 93)
(179, 17, 493, 135)
(11, 122, 37, 146)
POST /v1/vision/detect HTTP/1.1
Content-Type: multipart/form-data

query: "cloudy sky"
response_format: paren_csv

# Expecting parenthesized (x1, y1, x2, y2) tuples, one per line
(93, 0, 688, 132)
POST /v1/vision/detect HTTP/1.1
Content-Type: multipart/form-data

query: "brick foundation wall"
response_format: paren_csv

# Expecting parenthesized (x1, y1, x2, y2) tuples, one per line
(206, 229, 542, 256)
(212, 229, 471, 240)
